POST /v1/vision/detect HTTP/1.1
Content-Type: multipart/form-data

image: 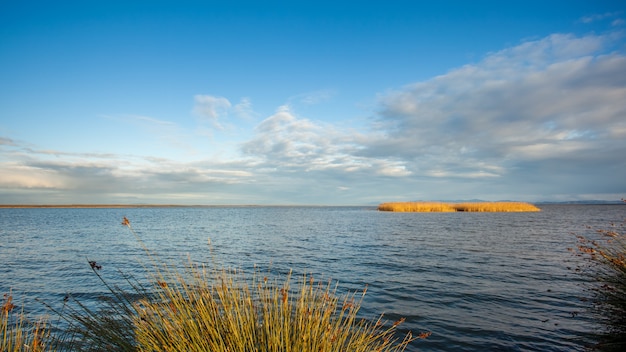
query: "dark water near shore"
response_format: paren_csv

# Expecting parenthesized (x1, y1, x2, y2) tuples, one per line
(1, 205, 625, 351)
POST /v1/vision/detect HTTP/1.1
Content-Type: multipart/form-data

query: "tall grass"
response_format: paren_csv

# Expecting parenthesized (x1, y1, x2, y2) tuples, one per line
(378, 201, 540, 212)
(132, 267, 418, 351)
(573, 215, 626, 351)
(2, 293, 50, 352)
(125, 215, 420, 351)
(25, 217, 424, 351)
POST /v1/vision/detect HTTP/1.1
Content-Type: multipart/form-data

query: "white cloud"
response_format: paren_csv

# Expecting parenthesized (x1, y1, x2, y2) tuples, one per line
(240, 105, 410, 178)
(2, 30, 625, 204)
(193, 95, 232, 128)
(0, 164, 67, 189)
(579, 12, 622, 24)
(290, 89, 336, 105)
(375, 162, 411, 177)
(232, 97, 255, 119)
(370, 31, 626, 186)
(482, 33, 604, 66)
(0, 137, 17, 146)
(613, 19, 625, 27)
(0, 136, 260, 204)
(193, 95, 257, 130)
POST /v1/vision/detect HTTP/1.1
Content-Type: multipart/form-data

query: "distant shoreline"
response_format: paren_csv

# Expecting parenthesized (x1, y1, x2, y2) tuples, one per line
(0, 204, 361, 208)
(0, 202, 622, 209)
(0, 204, 264, 208)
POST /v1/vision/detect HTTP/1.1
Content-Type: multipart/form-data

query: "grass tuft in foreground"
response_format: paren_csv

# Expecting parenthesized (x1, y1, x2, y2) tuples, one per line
(377, 201, 540, 212)
(132, 268, 418, 351)
(572, 213, 626, 351)
(125, 215, 419, 351)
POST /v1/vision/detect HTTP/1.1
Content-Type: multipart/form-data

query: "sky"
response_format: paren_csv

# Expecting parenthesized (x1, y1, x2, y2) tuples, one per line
(1, 0, 625, 205)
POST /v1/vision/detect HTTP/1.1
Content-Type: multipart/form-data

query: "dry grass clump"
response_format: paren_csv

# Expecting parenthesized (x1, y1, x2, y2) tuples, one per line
(2, 293, 50, 352)
(378, 201, 540, 212)
(573, 215, 626, 351)
(133, 268, 417, 352)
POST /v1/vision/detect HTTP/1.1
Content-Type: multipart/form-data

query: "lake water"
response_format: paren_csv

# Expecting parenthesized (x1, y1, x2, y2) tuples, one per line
(1, 205, 625, 351)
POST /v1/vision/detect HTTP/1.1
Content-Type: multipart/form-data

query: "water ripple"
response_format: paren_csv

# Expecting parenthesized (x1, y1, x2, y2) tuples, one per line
(1, 205, 624, 351)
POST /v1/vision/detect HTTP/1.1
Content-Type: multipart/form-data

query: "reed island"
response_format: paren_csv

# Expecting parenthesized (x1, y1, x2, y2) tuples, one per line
(377, 201, 541, 212)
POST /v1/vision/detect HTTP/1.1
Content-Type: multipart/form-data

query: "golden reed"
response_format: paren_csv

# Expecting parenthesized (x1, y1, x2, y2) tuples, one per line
(378, 202, 541, 212)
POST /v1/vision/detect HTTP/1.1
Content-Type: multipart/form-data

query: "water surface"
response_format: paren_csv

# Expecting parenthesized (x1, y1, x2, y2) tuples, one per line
(1, 205, 624, 351)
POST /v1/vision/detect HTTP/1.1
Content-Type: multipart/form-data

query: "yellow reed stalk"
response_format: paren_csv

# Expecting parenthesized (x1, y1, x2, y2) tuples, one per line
(1, 293, 50, 352)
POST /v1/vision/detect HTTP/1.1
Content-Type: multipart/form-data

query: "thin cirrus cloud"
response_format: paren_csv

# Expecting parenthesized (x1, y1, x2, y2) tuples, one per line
(579, 11, 623, 24)
(193, 95, 255, 130)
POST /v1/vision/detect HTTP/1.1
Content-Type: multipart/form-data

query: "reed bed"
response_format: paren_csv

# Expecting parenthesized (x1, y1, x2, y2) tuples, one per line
(378, 201, 540, 212)
(453, 202, 541, 212)
(377, 202, 456, 212)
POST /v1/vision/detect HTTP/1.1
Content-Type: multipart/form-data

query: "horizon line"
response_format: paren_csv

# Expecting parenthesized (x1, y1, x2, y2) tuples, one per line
(0, 200, 623, 208)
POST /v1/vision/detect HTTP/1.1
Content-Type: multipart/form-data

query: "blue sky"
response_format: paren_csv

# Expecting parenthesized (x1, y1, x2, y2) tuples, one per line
(1, 0, 625, 205)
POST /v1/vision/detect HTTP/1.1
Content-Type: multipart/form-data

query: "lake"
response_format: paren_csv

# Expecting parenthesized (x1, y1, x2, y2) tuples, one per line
(1, 205, 624, 351)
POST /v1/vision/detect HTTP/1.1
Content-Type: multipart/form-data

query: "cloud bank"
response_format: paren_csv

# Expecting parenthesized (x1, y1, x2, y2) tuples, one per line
(1, 31, 625, 204)
(368, 33, 626, 181)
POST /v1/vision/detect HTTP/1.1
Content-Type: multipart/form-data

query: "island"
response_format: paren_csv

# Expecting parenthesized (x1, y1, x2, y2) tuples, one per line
(377, 202, 541, 212)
